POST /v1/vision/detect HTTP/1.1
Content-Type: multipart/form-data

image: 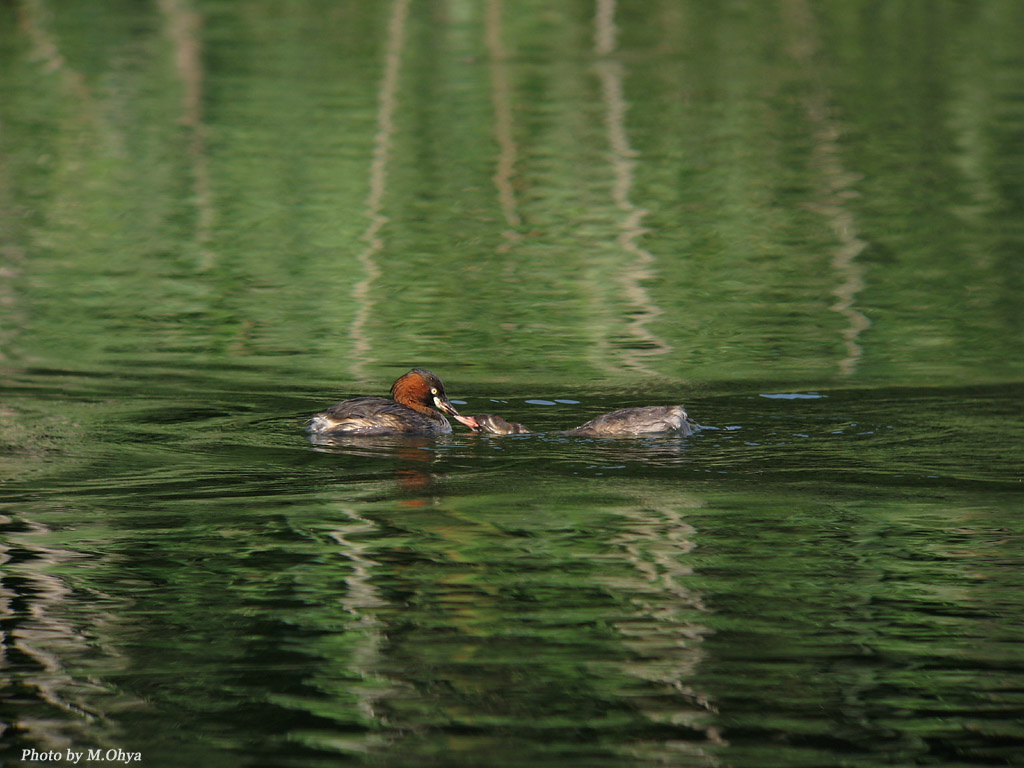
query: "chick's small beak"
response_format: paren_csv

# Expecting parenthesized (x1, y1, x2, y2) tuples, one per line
(435, 396, 479, 429)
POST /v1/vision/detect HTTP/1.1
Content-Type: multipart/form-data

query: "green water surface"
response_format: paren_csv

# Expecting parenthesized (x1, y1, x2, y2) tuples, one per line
(1, 2, 1023, 767)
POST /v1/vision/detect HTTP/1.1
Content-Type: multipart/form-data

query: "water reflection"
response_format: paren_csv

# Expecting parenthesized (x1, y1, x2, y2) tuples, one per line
(349, 0, 411, 382)
(783, 0, 871, 377)
(301, 422, 718, 758)
(486, 0, 524, 254)
(305, 472, 720, 763)
(325, 507, 394, 727)
(594, 0, 671, 375)
(0, 513, 137, 754)
(308, 434, 446, 496)
(598, 501, 721, 750)
(159, 0, 213, 270)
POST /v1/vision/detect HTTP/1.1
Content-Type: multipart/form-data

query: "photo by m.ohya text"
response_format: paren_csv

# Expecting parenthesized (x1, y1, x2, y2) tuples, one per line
(19, 748, 142, 765)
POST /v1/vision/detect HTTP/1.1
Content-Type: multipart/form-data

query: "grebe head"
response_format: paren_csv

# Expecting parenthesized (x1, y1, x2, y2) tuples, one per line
(391, 369, 478, 429)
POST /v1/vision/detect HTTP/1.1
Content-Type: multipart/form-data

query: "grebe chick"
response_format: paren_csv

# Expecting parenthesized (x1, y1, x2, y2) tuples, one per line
(567, 405, 697, 437)
(473, 413, 532, 435)
(472, 405, 698, 437)
(308, 369, 478, 436)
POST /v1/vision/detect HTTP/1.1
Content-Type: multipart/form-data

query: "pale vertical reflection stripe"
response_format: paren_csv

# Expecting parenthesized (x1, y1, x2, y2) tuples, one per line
(1, 517, 138, 752)
(593, 0, 616, 56)
(329, 512, 393, 722)
(10, 0, 94, 371)
(158, 0, 215, 270)
(350, 0, 410, 381)
(18, 0, 95, 120)
(485, 0, 523, 253)
(785, 0, 870, 376)
(594, 0, 671, 375)
(821, 133, 870, 377)
(597, 503, 723, 749)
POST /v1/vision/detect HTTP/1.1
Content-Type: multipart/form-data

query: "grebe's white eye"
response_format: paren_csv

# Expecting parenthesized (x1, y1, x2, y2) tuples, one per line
(431, 388, 439, 395)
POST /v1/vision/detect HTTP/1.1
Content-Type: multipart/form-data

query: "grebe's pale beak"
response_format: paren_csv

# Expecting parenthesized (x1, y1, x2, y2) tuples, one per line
(434, 395, 479, 429)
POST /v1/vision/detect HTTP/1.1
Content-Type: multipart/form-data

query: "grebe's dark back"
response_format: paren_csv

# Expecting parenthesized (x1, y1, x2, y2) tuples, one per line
(309, 369, 478, 436)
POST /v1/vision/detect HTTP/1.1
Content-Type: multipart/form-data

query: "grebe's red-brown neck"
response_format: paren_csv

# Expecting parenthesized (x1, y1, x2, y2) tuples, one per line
(391, 370, 435, 414)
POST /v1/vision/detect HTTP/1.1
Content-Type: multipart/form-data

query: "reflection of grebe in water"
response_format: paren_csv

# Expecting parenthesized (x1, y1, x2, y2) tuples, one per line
(308, 369, 479, 437)
(473, 405, 699, 437)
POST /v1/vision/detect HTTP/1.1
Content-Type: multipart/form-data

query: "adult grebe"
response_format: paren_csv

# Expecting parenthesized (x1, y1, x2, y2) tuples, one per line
(309, 369, 478, 436)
